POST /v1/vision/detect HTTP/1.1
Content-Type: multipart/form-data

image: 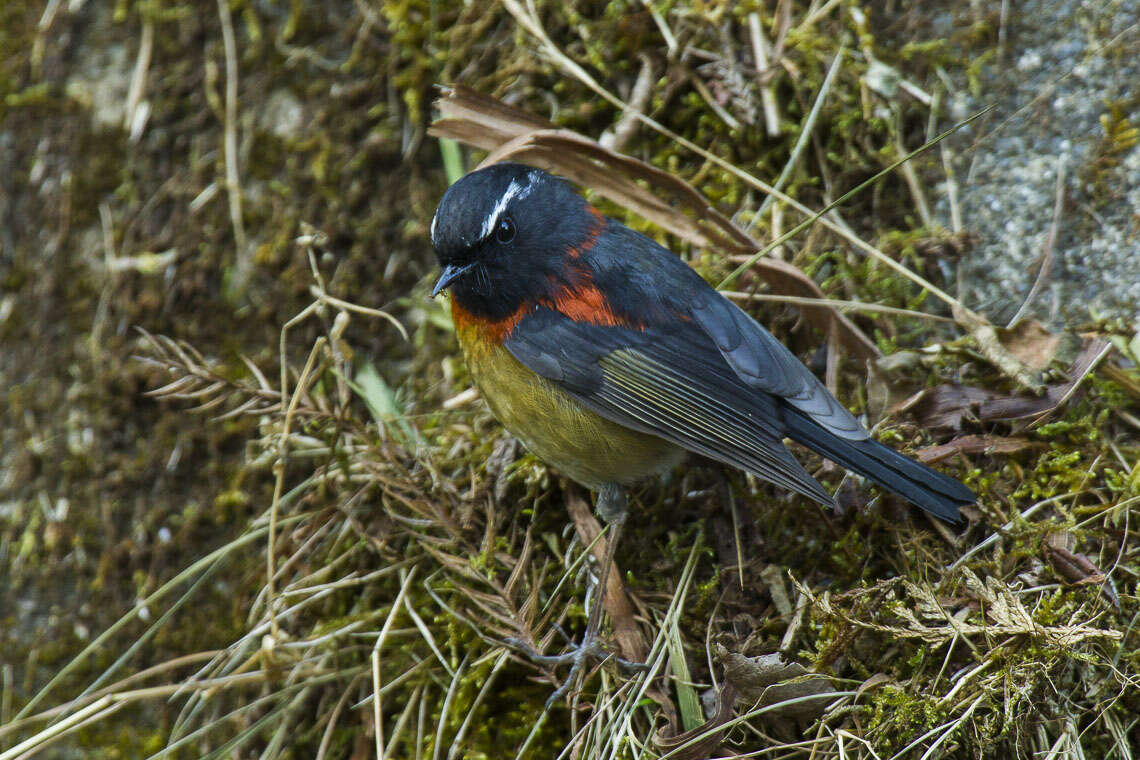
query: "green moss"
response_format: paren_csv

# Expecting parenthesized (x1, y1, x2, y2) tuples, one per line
(1079, 100, 1140, 203)
(867, 684, 953, 741)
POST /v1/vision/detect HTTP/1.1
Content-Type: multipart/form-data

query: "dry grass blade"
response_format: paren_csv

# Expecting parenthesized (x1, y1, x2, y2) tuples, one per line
(0, 697, 129, 760)
(10, 521, 286, 724)
(134, 328, 282, 419)
(430, 86, 880, 362)
(754, 46, 845, 221)
(1007, 158, 1065, 327)
(722, 291, 956, 322)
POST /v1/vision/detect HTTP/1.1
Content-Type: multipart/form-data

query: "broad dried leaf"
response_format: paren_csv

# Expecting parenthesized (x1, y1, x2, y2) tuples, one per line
(997, 319, 1063, 371)
(653, 682, 737, 759)
(565, 491, 646, 663)
(903, 337, 1111, 430)
(1043, 543, 1119, 606)
(714, 645, 836, 718)
(916, 434, 1038, 463)
(954, 304, 1047, 393)
(1044, 543, 1104, 585)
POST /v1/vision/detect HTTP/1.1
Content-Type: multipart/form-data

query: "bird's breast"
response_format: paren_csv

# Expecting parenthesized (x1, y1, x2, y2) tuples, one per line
(453, 308, 683, 489)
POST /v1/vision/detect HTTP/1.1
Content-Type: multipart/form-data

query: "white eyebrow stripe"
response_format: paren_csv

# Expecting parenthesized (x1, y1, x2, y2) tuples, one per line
(430, 209, 439, 245)
(479, 176, 536, 240)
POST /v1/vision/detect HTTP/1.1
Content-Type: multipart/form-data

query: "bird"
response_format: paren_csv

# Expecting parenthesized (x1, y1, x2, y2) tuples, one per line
(429, 162, 975, 700)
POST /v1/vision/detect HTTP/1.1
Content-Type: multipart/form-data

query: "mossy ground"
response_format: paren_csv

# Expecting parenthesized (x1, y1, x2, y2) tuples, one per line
(1, 1, 1137, 758)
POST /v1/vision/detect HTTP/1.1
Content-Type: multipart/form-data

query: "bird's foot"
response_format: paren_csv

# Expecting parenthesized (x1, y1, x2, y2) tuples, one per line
(504, 632, 646, 708)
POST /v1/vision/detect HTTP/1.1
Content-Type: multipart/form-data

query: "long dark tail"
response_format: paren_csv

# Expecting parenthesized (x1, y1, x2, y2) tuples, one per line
(783, 407, 974, 523)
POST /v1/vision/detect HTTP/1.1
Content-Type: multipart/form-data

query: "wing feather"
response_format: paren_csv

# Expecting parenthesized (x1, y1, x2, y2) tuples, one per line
(590, 222, 866, 439)
(505, 309, 835, 506)
(690, 293, 868, 439)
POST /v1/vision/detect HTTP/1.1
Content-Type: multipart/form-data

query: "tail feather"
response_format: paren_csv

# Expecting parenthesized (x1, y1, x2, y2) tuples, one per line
(783, 408, 974, 524)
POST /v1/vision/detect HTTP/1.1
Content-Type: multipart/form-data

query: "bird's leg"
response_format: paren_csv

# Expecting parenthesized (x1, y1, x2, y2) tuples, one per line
(548, 483, 628, 705)
(594, 481, 627, 523)
(506, 483, 639, 706)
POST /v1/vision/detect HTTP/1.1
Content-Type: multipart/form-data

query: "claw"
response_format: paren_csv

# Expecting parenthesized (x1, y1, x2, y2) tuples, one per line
(505, 631, 643, 708)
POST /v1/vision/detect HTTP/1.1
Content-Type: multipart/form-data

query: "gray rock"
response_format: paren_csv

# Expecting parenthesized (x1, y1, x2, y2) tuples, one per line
(933, 0, 1140, 325)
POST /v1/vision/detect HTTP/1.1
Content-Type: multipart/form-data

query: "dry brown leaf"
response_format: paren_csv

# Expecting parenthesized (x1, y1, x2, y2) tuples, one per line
(429, 86, 880, 362)
(652, 682, 737, 758)
(903, 336, 1111, 430)
(564, 490, 646, 664)
(1043, 542, 1120, 606)
(954, 304, 1048, 393)
(1044, 542, 1103, 584)
(901, 385, 996, 430)
(1022, 337, 1112, 430)
(997, 319, 1063, 372)
(916, 434, 1039, 463)
(553, 492, 682, 749)
(714, 645, 836, 718)
(855, 672, 893, 700)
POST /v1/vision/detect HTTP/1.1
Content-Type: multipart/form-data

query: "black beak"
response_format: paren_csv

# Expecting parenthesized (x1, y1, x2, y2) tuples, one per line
(431, 263, 473, 297)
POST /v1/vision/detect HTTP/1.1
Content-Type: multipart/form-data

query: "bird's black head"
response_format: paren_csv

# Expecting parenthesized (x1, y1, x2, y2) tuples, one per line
(430, 163, 601, 321)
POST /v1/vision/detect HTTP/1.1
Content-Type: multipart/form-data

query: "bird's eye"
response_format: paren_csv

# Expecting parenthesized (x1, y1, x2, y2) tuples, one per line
(495, 215, 516, 244)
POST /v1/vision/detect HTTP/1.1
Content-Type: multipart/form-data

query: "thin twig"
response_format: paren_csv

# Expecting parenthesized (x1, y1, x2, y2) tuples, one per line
(217, 0, 247, 263)
(748, 12, 781, 137)
(895, 111, 934, 229)
(600, 54, 654, 153)
(1007, 158, 1066, 327)
(372, 567, 419, 760)
(939, 129, 963, 233)
(754, 47, 845, 223)
(267, 335, 327, 639)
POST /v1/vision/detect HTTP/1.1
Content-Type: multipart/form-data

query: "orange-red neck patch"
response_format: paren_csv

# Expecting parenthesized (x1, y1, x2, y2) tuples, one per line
(545, 280, 629, 328)
(566, 206, 606, 259)
(451, 298, 527, 344)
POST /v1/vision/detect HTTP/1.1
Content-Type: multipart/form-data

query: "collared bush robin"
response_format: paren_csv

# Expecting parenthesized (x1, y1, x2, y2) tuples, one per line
(430, 162, 974, 699)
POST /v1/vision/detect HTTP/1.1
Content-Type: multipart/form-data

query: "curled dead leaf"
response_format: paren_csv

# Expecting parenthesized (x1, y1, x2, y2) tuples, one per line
(916, 434, 1039, 463)
(997, 319, 1063, 372)
(903, 337, 1111, 431)
(713, 644, 836, 720)
(953, 305, 1045, 393)
(653, 682, 737, 759)
(1043, 542, 1120, 608)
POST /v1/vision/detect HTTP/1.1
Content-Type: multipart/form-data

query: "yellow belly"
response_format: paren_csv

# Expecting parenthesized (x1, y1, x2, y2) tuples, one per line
(456, 323, 683, 489)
